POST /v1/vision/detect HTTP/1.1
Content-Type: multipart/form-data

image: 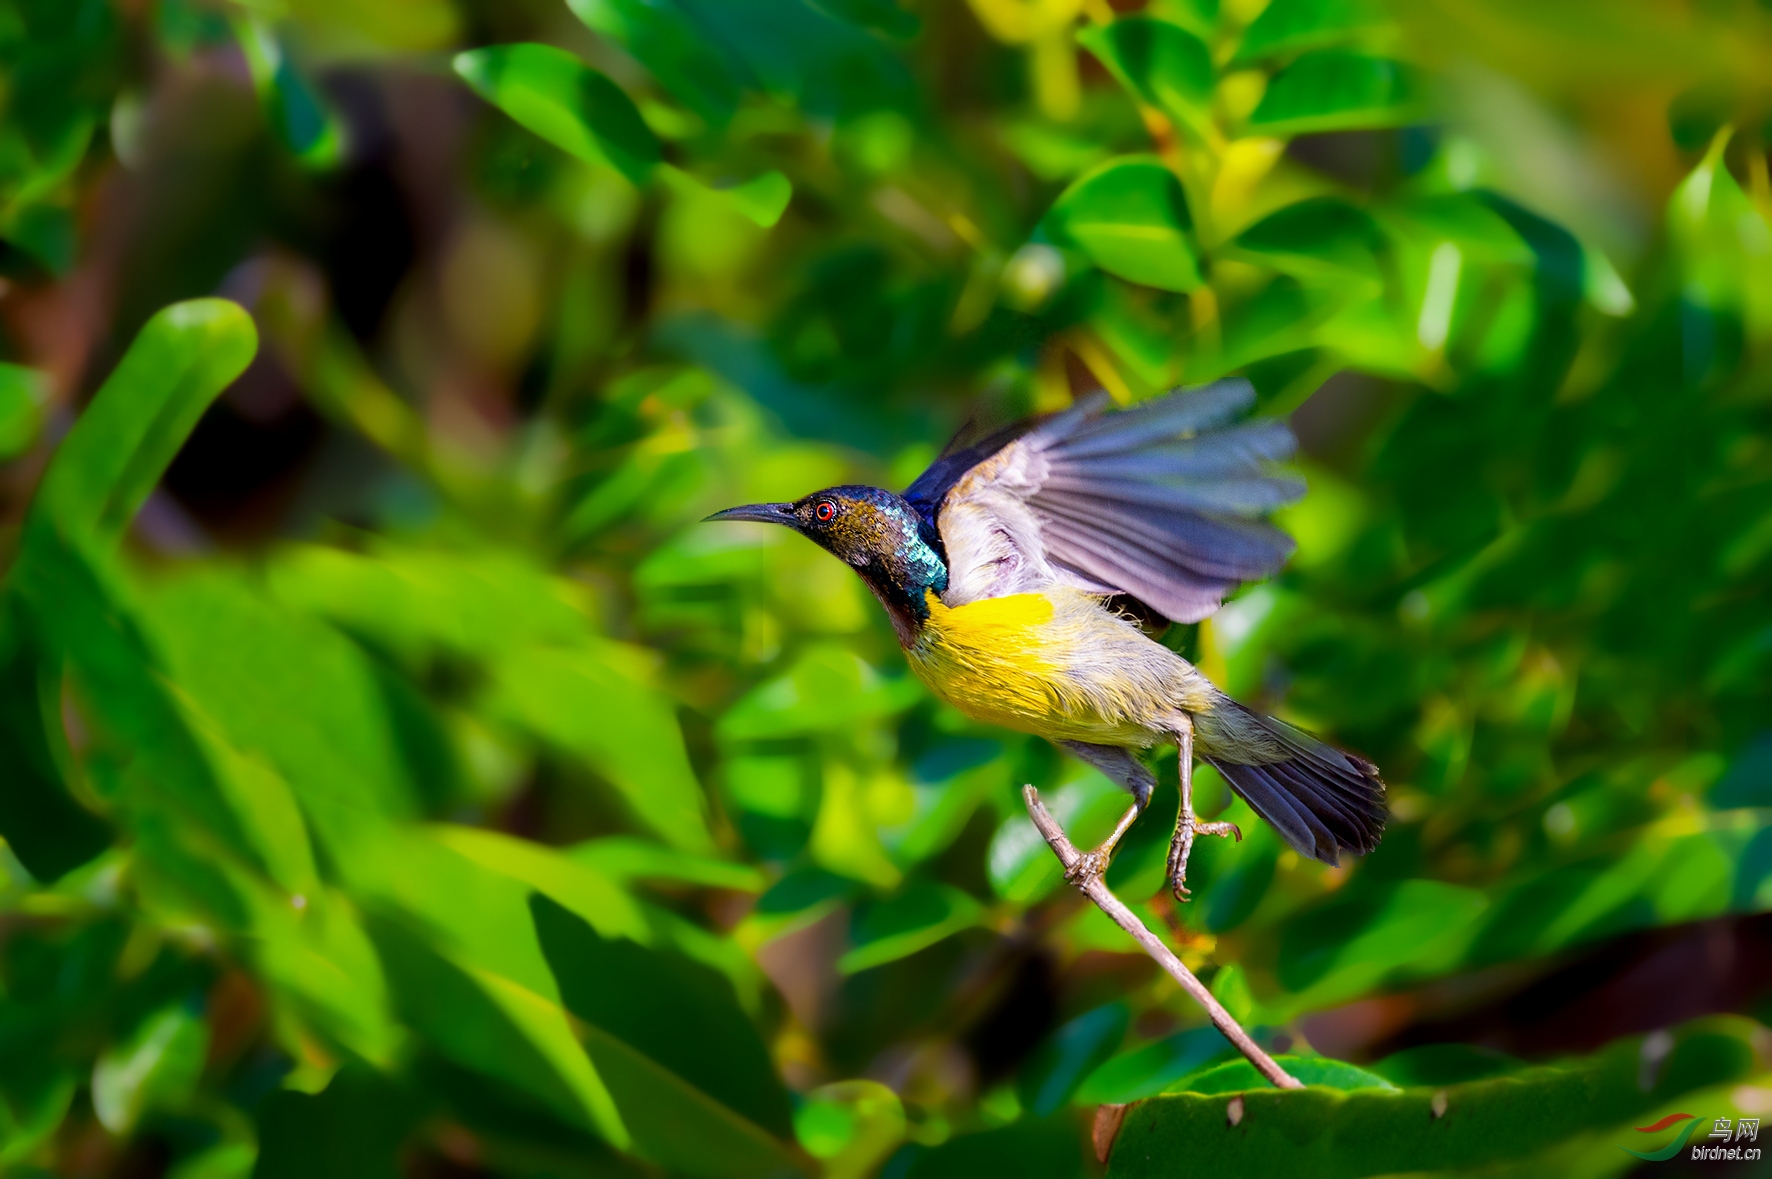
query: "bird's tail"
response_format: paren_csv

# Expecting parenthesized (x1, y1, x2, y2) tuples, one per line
(1197, 701, 1386, 866)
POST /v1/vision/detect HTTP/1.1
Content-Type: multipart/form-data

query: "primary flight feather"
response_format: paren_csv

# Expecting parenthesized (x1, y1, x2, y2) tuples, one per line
(708, 379, 1385, 898)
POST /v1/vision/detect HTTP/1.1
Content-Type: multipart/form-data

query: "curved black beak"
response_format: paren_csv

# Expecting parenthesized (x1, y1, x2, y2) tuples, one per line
(704, 502, 798, 526)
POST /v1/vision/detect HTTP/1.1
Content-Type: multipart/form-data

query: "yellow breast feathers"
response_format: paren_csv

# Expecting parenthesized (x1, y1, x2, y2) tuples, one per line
(905, 588, 1209, 745)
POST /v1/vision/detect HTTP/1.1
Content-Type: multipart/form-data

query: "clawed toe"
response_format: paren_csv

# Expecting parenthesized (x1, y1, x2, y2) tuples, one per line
(1165, 814, 1242, 903)
(1065, 849, 1109, 888)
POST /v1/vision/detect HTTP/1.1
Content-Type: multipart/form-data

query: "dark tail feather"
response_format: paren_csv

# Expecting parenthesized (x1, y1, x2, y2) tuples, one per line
(1201, 707, 1386, 866)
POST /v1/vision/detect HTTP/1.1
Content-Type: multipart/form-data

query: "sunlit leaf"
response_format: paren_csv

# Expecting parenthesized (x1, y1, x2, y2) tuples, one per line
(1078, 19, 1214, 132)
(1041, 157, 1202, 292)
(1234, 0, 1386, 62)
(28, 299, 256, 545)
(454, 44, 660, 185)
(483, 642, 714, 853)
(532, 896, 806, 1173)
(838, 881, 983, 974)
(1247, 51, 1422, 134)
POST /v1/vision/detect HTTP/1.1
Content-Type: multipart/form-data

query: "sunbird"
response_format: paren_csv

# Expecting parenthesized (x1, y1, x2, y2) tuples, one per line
(709, 380, 1385, 899)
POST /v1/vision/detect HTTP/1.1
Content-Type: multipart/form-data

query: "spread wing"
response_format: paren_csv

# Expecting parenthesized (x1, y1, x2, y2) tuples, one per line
(912, 380, 1302, 623)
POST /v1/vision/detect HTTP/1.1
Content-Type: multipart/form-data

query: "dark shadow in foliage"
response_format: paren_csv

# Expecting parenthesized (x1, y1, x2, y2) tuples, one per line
(413, 1054, 649, 1179)
(255, 1064, 420, 1179)
(0, 599, 113, 881)
(528, 892, 795, 1138)
(893, 1114, 1087, 1179)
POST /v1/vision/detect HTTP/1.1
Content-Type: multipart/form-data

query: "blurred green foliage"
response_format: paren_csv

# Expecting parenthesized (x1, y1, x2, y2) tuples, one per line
(2, 0, 1772, 1176)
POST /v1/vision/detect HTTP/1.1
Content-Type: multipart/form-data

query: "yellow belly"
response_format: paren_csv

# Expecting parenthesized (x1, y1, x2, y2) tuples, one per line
(904, 589, 1169, 745)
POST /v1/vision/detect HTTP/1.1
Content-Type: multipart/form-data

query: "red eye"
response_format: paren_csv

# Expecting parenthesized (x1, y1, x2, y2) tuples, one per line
(815, 500, 837, 522)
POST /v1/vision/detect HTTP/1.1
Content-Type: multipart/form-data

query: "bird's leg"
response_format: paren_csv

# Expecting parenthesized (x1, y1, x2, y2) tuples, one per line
(1064, 799, 1143, 888)
(1166, 717, 1241, 902)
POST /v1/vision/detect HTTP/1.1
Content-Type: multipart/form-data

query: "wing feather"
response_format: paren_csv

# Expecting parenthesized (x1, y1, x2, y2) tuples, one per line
(924, 379, 1302, 621)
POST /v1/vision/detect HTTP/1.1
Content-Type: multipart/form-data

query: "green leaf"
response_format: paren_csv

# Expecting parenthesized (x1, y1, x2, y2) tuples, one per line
(724, 169, 793, 229)
(838, 882, 983, 974)
(482, 642, 714, 853)
(1274, 879, 1488, 1012)
(1232, 197, 1388, 286)
(265, 543, 595, 665)
(569, 836, 768, 892)
(0, 362, 45, 458)
(1078, 19, 1215, 132)
(794, 1080, 906, 1173)
(91, 1003, 209, 1133)
(718, 645, 922, 741)
(1076, 1026, 1235, 1105)
(532, 896, 806, 1174)
(232, 17, 344, 168)
(565, 0, 744, 128)
(1234, 0, 1386, 63)
(370, 914, 630, 1148)
(1018, 1003, 1130, 1116)
(454, 44, 660, 185)
(1365, 1044, 1522, 1087)
(430, 825, 651, 944)
(1247, 51, 1421, 135)
(29, 299, 254, 545)
(1041, 157, 1201, 293)
(1171, 1055, 1397, 1095)
(1105, 1019, 1761, 1179)
(0, 1057, 76, 1167)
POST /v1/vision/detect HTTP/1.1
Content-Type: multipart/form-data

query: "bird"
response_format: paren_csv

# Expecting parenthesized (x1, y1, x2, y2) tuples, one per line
(707, 379, 1385, 900)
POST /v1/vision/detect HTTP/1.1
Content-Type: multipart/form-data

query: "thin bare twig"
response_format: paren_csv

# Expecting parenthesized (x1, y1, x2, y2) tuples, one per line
(1022, 784, 1303, 1090)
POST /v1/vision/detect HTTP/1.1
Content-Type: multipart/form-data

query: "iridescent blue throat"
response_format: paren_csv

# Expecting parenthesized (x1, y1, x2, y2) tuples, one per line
(840, 488, 949, 641)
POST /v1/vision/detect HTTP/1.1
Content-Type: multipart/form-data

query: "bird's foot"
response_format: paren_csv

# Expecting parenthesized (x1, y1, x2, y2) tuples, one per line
(1064, 846, 1112, 889)
(1165, 813, 1242, 903)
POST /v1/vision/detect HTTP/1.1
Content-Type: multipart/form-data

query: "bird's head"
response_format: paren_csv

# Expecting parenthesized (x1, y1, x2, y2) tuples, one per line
(706, 485, 948, 641)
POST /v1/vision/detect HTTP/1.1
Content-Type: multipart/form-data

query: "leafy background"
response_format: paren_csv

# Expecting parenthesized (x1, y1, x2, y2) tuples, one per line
(2, 0, 1771, 1176)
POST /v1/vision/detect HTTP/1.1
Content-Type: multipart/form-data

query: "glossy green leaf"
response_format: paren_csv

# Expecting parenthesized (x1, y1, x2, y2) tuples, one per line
(28, 299, 255, 545)
(482, 642, 714, 852)
(1078, 19, 1214, 132)
(1076, 1026, 1236, 1105)
(838, 881, 983, 974)
(371, 914, 629, 1147)
(1171, 1055, 1396, 1095)
(570, 836, 768, 892)
(1232, 197, 1388, 285)
(532, 896, 806, 1173)
(1235, 0, 1386, 62)
(1042, 157, 1201, 292)
(1247, 51, 1421, 134)
(454, 44, 660, 185)
(1106, 1019, 1761, 1178)
(565, 0, 744, 127)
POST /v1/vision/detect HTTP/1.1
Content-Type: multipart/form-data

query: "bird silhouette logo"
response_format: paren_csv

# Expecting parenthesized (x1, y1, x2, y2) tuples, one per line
(1620, 1113, 1700, 1161)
